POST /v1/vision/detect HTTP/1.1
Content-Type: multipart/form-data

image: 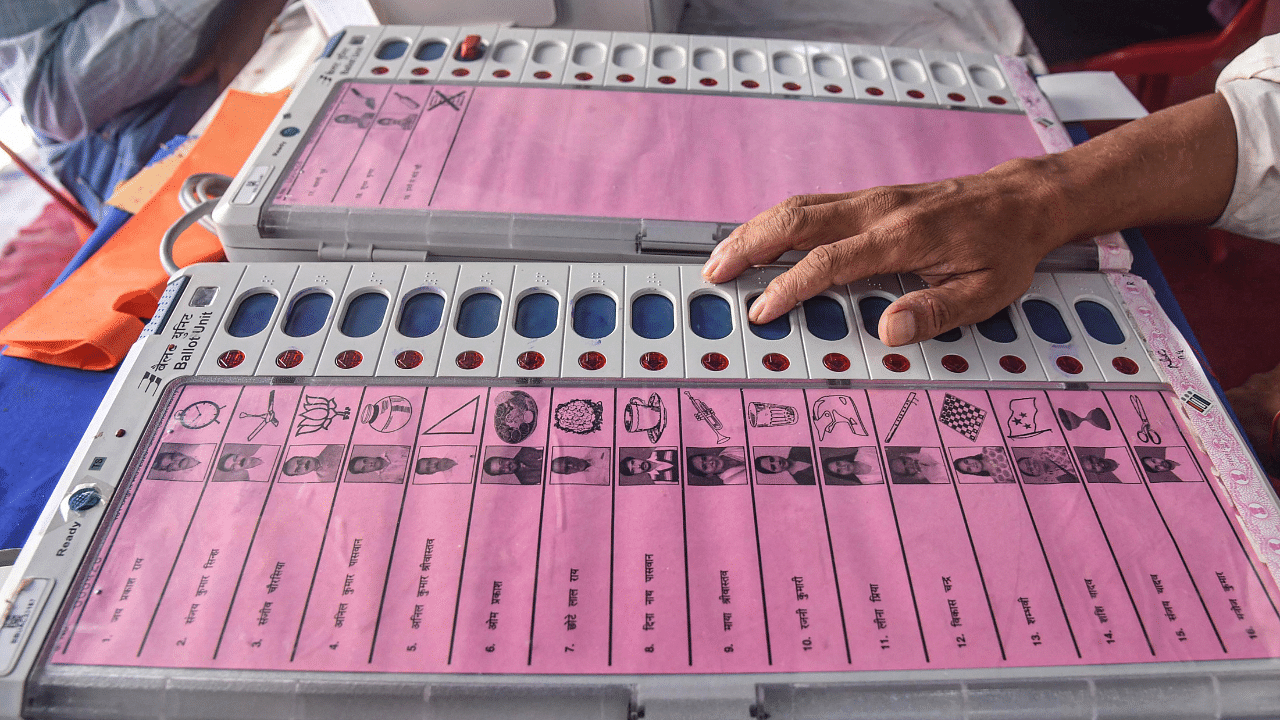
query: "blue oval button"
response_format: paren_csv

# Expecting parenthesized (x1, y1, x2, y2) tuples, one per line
(456, 292, 502, 338)
(283, 291, 332, 338)
(398, 291, 445, 338)
(227, 292, 277, 338)
(803, 295, 848, 341)
(573, 293, 615, 339)
(340, 292, 389, 338)
(689, 294, 732, 340)
(632, 294, 674, 339)
(1022, 299, 1072, 344)
(858, 296, 892, 340)
(515, 293, 559, 338)
(1075, 300, 1124, 345)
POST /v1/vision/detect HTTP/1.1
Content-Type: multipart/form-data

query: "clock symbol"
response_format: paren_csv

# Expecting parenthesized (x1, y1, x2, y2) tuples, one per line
(177, 400, 224, 430)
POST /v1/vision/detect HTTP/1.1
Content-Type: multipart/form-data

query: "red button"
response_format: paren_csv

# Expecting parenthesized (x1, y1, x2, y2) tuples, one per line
(371, 66, 389, 75)
(701, 352, 729, 372)
(999, 355, 1027, 374)
(823, 353, 851, 372)
(658, 75, 677, 84)
(455, 350, 484, 370)
(941, 354, 969, 374)
(762, 353, 791, 372)
(1112, 356, 1140, 375)
(865, 86, 884, 96)
(517, 351, 545, 370)
(457, 34, 484, 61)
(741, 79, 760, 89)
(334, 350, 363, 369)
(783, 81, 801, 91)
(882, 353, 910, 373)
(411, 67, 429, 76)
(1056, 356, 1084, 375)
(824, 84, 843, 93)
(275, 349, 303, 369)
(699, 77, 717, 87)
(534, 70, 552, 79)
(947, 92, 966, 102)
(578, 351, 606, 371)
(617, 73, 635, 83)
(575, 72, 593, 81)
(492, 69, 510, 78)
(395, 350, 423, 369)
(217, 350, 245, 369)
(640, 351, 668, 371)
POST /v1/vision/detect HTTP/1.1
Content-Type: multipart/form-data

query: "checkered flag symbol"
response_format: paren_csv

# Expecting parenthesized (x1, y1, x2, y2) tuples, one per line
(938, 394, 986, 441)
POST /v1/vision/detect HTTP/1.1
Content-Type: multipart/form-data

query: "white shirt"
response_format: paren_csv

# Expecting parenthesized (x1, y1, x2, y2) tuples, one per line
(1213, 34, 1280, 240)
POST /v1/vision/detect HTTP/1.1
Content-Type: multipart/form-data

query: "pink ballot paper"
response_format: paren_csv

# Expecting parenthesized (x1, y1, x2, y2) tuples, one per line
(49, 381, 1280, 675)
(270, 84, 1048, 224)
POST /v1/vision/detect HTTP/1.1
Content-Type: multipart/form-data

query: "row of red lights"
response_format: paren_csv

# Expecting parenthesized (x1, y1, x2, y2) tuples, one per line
(366, 64, 1008, 106)
(218, 347, 1139, 376)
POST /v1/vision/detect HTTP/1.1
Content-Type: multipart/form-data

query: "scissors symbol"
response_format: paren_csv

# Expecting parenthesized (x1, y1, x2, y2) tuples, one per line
(1130, 394, 1160, 444)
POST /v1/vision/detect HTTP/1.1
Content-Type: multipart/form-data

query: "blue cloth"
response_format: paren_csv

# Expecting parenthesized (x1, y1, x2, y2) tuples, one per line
(0, 134, 189, 550)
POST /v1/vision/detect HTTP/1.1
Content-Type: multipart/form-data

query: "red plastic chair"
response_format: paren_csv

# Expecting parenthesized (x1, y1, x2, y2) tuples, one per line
(1077, 0, 1269, 262)
(1080, 0, 1270, 111)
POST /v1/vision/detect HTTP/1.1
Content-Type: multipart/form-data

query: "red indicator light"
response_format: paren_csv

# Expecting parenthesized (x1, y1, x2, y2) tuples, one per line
(640, 351, 668, 371)
(455, 350, 484, 369)
(783, 82, 801, 91)
(575, 72, 593, 81)
(882, 353, 911, 373)
(395, 350, 423, 369)
(1112, 356, 1140, 375)
(907, 89, 925, 99)
(823, 353, 851, 372)
(578, 351, 606, 370)
(275, 349, 304, 369)
(989, 95, 1008, 105)
(534, 70, 552, 79)
(947, 92, 966, 102)
(741, 79, 760, 89)
(865, 86, 884, 96)
(371, 66, 389, 75)
(941, 354, 969, 374)
(411, 67, 429, 76)
(824, 84, 843, 93)
(658, 75, 677, 85)
(617, 73, 635, 83)
(701, 352, 729, 371)
(1056, 356, 1084, 375)
(493, 69, 510, 78)
(699, 77, 717, 86)
(999, 355, 1027, 374)
(217, 350, 245, 369)
(762, 353, 791, 372)
(517, 351, 545, 370)
(451, 68, 470, 77)
(334, 350, 363, 369)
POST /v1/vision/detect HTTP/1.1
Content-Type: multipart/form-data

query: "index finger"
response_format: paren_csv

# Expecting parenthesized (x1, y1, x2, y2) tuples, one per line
(703, 193, 859, 283)
(746, 231, 895, 324)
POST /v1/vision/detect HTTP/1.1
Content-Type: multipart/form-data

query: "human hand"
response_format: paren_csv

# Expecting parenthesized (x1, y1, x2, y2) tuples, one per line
(1226, 363, 1280, 477)
(701, 156, 1083, 346)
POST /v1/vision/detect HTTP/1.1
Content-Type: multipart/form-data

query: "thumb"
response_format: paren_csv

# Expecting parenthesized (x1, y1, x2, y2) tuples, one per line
(878, 276, 1009, 346)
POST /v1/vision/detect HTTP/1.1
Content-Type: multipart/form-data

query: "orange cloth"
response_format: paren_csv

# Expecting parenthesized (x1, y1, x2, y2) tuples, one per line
(0, 90, 288, 370)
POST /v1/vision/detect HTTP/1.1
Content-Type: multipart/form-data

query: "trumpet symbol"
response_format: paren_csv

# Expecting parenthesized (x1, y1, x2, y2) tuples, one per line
(685, 391, 730, 444)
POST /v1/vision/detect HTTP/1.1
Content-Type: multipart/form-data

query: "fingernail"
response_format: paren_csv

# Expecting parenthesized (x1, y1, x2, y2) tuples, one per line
(702, 256, 722, 280)
(749, 293, 776, 323)
(882, 310, 917, 346)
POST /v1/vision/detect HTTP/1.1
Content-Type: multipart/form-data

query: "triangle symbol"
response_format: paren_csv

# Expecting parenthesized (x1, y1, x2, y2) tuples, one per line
(421, 395, 480, 435)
